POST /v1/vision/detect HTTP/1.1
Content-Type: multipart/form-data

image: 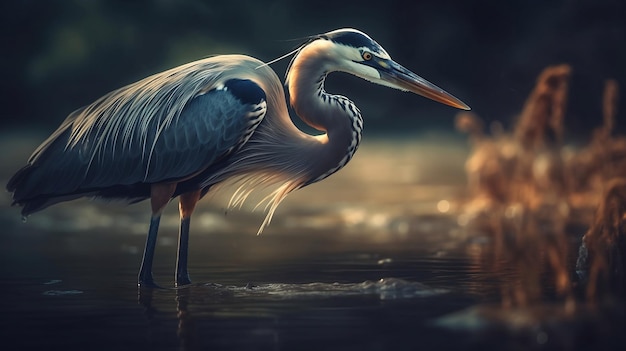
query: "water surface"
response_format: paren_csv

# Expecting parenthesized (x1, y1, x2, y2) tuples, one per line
(1, 134, 623, 350)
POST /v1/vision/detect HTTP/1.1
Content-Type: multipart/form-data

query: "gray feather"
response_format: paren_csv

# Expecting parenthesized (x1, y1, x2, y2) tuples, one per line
(12, 55, 273, 204)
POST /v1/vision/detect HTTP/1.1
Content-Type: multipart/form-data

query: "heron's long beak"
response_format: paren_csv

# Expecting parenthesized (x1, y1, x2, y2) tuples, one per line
(380, 60, 470, 110)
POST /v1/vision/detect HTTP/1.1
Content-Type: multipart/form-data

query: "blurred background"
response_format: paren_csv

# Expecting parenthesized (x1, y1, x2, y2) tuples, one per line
(1, 0, 625, 138)
(1, 2, 626, 350)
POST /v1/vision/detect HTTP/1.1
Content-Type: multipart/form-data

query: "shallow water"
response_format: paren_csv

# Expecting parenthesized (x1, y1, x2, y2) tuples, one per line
(1, 134, 624, 350)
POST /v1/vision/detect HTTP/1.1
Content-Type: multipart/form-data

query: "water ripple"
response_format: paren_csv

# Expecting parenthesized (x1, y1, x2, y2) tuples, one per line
(204, 278, 447, 300)
(42, 290, 84, 296)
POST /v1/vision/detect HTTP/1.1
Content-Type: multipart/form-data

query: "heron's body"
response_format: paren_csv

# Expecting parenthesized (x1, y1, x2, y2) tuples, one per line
(10, 56, 302, 215)
(7, 29, 469, 287)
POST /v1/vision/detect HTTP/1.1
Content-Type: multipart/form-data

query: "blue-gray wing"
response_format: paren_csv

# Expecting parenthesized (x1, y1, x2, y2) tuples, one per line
(10, 78, 267, 204)
(82, 80, 267, 186)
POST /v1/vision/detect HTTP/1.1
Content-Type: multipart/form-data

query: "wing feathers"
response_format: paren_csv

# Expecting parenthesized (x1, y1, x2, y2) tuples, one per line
(10, 57, 270, 210)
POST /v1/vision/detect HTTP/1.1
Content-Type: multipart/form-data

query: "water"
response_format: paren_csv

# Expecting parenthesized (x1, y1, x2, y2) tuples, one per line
(1, 135, 624, 350)
(0, 225, 477, 351)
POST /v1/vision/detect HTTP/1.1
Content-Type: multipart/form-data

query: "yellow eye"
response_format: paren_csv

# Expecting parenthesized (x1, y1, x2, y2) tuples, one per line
(362, 52, 372, 61)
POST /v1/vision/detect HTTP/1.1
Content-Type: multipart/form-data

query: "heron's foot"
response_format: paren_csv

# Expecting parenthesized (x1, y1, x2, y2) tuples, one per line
(175, 274, 192, 288)
(138, 281, 165, 289)
(138, 274, 164, 289)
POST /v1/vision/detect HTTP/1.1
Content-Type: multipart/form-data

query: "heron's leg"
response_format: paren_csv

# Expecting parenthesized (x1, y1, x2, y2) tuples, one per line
(175, 190, 202, 287)
(138, 215, 161, 287)
(138, 183, 177, 287)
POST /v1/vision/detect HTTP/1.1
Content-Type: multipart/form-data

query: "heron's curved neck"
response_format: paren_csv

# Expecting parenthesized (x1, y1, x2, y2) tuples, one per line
(286, 50, 363, 183)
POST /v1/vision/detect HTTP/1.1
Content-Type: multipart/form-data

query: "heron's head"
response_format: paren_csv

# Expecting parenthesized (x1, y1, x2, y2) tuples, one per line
(291, 28, 470, 110)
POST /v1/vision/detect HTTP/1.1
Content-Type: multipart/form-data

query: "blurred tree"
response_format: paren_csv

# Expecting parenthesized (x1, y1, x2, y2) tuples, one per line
(1, 0, 624, 138)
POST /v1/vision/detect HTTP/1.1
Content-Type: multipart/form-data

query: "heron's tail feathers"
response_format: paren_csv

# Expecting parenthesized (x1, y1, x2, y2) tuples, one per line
(6, 164, 33, 194)
(5, 164, 76, 216)
(7, 163, 150, 217)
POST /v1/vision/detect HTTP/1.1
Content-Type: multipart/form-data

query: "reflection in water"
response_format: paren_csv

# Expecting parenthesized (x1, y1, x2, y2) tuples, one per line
(176, 288, 196, 351)
(138, 287, 201, 350)
(465, 204, 574, 308)
(138, 286, 157, 321)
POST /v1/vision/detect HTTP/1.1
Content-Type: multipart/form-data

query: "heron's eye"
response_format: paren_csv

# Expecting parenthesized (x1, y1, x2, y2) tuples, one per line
(362, 52, 372, 61)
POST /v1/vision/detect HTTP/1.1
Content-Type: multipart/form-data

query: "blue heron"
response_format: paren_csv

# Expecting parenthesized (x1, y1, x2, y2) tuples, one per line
(7, 28, 469, 287)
